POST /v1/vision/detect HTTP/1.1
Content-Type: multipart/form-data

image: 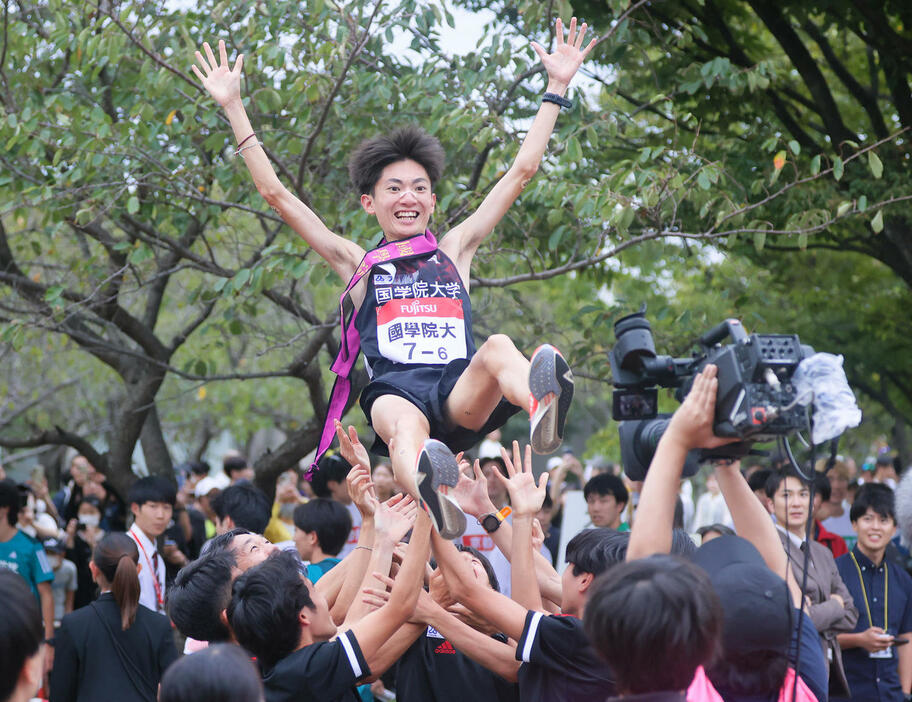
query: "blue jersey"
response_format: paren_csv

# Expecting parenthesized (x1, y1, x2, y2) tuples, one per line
(0, 529, 55, 600)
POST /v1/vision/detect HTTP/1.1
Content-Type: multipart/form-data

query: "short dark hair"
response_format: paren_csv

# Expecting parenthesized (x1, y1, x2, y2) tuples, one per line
(127, 475, 176, 508)
(584, 555, 721, 694)
(211, 483, 271, 534)
(851, 483, 896, 522)
(169, 551, 237, 642)
(0, 478, 21, 526)
(189, 461, 210, 477)
(456, 544, 499, 592)
(566, 528, 629, 577)
(223, 455, 249, 477)
(708, 648, 789, 696)
(746, 468, 772, 494)
(348, 126, 445, 196)
(812, 472, 831, 503)
(309, 454, 351, 499)
(292, 499, 352, 557)
(764, 467, 810, 499)
(159, 643, 262, 702)
(0, 569, 43, 700)
(228, 550, 314, 669)
(584, 474, 629, 505)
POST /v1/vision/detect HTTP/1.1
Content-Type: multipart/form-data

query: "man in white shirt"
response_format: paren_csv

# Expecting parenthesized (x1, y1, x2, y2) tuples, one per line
(127, 476, 176, 615)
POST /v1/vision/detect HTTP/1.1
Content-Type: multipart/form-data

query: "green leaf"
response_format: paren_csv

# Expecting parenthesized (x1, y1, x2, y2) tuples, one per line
(194, 359, 207, 376)
(566, 137, 582, 162)
(867, 151, 883, 179)
(788, 140, 800, 155)
(871, 210, 883, 233)
(836, 201, 852, 217)
(697, 170, 711, 191)
(797, 233, 808, 250)
(234, 268, 251, 288)
(753, 231, 766, 252)
(833, 156, 844, 181)
(127, 195, 139, 214)
(858, 195, 868, 212)
(810, 155, 821, 176)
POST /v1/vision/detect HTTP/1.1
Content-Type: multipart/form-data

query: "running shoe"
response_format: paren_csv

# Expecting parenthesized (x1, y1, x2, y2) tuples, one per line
(416, 439, 466, 540)
(529, 344, 574, 454)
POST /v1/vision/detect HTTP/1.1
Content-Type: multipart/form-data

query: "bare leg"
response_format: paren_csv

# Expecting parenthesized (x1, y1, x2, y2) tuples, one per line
(444, 334, 531, 431)
(370, 394, 430, 499)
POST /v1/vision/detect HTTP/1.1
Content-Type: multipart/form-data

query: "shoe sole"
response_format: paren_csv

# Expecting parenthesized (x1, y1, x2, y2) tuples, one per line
(529, 345, 574, 455)
(416, 440, 466, 540)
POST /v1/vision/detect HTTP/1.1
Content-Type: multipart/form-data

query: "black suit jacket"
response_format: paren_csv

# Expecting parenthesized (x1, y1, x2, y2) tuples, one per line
(50, 593, 178, 702)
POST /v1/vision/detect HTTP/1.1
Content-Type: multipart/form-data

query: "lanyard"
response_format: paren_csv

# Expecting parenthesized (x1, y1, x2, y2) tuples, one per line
(849, 550, 888, 629)
(129, 526, 164, 611)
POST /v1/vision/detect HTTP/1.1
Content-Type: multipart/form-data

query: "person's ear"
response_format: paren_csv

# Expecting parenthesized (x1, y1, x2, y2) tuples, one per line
(130, 502, 140, 519)
(298, 606, 312, 628)
(19, 645, 45, 697)
(360, 193, 375, 214)
(136, 562, 142, 576)
(88, 560, 100, 582)
(218, 610, 235, 640)
(578, 572, 594, 595)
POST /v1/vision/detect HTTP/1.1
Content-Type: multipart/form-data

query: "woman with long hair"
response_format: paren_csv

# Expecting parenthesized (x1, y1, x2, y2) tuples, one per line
(50, 532, 178, 702)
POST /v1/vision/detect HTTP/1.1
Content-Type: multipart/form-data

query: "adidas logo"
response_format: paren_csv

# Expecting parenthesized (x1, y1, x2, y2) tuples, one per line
(434, 640, 456, 654)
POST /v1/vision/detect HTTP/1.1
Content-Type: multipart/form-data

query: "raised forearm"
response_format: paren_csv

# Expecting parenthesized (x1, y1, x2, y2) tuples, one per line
(344, 532, 394, 627)
(511, 515, 544, 612)
(490, 522, 562, 604)
(329, 517, 375, 623)
(425, 606, 520, 682)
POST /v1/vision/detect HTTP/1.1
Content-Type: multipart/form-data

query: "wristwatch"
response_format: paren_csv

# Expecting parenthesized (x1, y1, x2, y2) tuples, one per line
(480, 506, 512, 534)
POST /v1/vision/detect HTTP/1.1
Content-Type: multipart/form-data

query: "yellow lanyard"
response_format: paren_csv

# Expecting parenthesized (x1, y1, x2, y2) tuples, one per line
(849, 550, 888, 629)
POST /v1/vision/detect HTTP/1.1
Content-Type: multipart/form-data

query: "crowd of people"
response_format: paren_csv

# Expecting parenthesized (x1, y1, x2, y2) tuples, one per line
(3, 13, 911, 702)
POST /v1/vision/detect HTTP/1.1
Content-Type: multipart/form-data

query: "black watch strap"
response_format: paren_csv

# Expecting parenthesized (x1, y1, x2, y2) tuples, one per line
(542, 92, 572, 109)
(480, 514, 501, 534)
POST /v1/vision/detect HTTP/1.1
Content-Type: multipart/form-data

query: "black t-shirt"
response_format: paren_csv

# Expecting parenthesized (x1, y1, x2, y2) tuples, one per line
(395, 624, 518, 702)
(515, 611, 616, 702)
(261, 629, 369, 702)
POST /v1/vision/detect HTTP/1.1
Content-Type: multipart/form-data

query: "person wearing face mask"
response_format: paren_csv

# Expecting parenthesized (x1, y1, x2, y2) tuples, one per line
(45, 538, 78, 627)
(65, 496, 107, 610)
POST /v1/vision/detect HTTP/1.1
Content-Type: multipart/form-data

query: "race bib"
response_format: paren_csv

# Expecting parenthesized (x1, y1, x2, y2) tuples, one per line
(377, 297, 467, 365)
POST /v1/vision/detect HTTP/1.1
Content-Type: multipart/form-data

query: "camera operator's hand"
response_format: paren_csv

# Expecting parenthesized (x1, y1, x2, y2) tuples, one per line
(664, 365, 737, 451)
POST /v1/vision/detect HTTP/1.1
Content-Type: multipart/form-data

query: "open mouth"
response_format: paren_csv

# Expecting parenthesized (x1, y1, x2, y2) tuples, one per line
(395, 210, 419, 223)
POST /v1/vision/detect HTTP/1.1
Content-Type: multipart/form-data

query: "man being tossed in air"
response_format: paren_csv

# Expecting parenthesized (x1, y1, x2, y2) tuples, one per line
(192, 18, 594, 535)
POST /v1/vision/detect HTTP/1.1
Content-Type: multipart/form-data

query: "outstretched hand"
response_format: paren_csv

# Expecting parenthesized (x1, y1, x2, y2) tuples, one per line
(452, 459, 497, 519)
(335, 421, 371, 474)
(192, 39, 244, 108)
(531, 17, 597, 91)
(665, 365, 737, 450)
(495, 441, 548, 518)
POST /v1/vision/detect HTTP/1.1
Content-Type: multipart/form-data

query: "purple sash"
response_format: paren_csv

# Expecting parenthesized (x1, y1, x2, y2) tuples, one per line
(307, 230, 438, 478)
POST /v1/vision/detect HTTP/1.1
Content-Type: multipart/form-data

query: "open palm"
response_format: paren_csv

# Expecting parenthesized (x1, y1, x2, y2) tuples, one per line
(531, 17, 597, 88)
(192, 39, 244, 108)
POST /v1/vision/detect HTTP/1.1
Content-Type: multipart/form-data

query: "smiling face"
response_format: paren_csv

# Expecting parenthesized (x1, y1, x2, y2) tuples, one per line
(232, 533, 278, 572)
(853, 507, 896, 560)
(360, 159, 436, 240)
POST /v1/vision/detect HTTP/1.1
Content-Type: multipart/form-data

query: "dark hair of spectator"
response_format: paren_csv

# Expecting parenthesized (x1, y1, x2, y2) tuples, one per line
(189, 461, 211, 477)
(584, 555, 721, 694)
(0, 569, 44, 700)
(223, 455, 249, 477)
(456, 543, 499, 592)
(159, 643, 262, 702)
(764, 466, 810, 499)
(203, 527, 253, 557)
(541, 492, 553, 510)
(850, 482, 896, 522)
(127, 475, 176, 508)
(169, 551, 237, 642)
(309, 454, 352, 498)
(228, 550, 314, 669)
(348, 126, 445, 196)
(583, 473, 629, 505)
(93, 532, 141, 630)
(746, 468, 772, 494)
(566, 528, 629, 577)
(292, 498, 352, 556)
(812, 472, 831, 503)
(708, 649, 789, 696)
(211, 483, 271, 534)
(0, 478, 21, 526)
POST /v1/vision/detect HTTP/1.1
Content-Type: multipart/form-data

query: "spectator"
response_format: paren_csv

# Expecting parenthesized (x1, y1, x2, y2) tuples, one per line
(211, 482, 271, 535)
(0, 478, 54, 644)
(292, 498, 352, 582)
(18, 487, 60, 541)
(696, 523, 735, 544)
(265, 469, 306, 545)
(193, 475, 221, 540)
(479, 456, 510, 512)
(746, 468, 772, 505)
(311, 454, 361, 558)
(583, 473, 628, 530)
(45, 537, 78, 627)
(371, 462, 398, 502)
(126, 476, 176, 616)
(169, 550, 238, 645)
(224, 453, 254, 485)
(584, 555, 722, 700)
(820, 458, 856, 546)
(813, 471, 849, 557)
(64, 496, 106, 610)
(766, 466, 858, 695)
(159, 643, 264, 702)
(536, 492, 559, 565)
(0, 570, 47, 702)
(836, 483, 912, 702)
(50, 532, 179, 702)
(54, 455, 92, 524)
(692, 473, 733, 531)
(874, 455, 900, 490)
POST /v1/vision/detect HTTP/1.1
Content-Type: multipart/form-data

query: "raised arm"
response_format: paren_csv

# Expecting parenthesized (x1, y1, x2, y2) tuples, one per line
(440, 17, 596, 276)
(627, 365, 734, 560)
(192, 40, 364, 280)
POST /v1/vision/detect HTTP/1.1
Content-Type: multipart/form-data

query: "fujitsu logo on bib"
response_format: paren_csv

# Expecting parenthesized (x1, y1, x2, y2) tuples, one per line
(401, 301, 438, 315)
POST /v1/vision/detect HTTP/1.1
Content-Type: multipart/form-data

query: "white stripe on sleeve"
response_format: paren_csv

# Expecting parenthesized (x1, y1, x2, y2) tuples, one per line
(338, 630, 363, 679)
(521, 611, 544, 663)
